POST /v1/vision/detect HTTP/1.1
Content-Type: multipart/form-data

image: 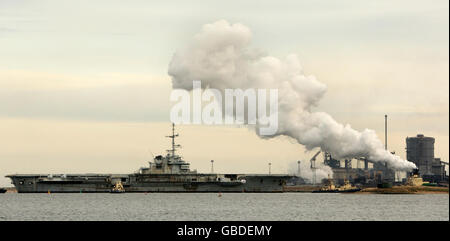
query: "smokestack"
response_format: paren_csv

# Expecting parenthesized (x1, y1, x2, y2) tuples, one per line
(385, 114, 388, 169)
(268, 162, 272, 175)
(385, 115, 387, 150)
(211, 160, 214, 173)
(297, 160, 301, 176)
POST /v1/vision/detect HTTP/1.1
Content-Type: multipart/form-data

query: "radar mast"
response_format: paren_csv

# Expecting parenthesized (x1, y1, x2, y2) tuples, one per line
(166, 123, 181, 157)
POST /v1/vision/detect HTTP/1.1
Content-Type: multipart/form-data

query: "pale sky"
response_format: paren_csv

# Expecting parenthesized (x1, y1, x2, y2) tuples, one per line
(0, 0, 448, 186)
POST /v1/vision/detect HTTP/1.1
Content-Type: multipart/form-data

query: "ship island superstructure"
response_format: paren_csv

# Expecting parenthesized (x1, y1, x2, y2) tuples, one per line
(6, 124, 291, 193)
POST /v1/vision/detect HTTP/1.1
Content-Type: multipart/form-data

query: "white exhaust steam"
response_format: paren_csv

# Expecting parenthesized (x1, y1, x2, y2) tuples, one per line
(287, 160, 333, 184)
(168, 20, 416, 171)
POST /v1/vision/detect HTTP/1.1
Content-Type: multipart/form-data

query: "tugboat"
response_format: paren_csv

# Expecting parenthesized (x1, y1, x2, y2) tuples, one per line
(0, 188, 7, 193)
(313, 176, 360, 193)
(110, 181, 125, 193)
(313, 176, 338, 193)
(337, 180, 361, 193)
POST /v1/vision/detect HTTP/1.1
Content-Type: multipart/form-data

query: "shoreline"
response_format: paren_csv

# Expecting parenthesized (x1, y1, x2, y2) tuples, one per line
(2, 186, 449, 194)
(283, 185, 449, 194)
(357, 186, 449, 195)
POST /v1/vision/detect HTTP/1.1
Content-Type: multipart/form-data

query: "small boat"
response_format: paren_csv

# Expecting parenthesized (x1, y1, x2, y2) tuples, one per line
(336, 180, 361, 193)
(0, 188, 7, 194)
(313, 177, 360, 193)
(313, 176, 338, 193)
(110, 182, 125, 193)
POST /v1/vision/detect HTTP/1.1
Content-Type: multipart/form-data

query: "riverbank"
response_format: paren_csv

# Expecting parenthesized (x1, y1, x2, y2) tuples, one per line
(284, 185, 449, 194)
(358, 186, 449, 194)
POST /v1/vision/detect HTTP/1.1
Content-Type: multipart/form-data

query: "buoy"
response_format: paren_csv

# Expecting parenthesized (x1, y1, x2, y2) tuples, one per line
(47, 190, 51, 194)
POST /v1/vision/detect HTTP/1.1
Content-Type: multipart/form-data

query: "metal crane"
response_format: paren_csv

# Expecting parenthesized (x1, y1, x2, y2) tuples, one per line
(310, 150, 321, 185)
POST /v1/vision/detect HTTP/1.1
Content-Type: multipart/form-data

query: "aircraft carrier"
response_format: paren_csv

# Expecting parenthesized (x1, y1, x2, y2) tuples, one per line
(6, 124, 292, 193)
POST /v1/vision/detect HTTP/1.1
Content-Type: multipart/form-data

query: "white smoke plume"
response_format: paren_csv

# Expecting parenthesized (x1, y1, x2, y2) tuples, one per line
(287, 160, 333, 184)
(168, 20, 416, 171)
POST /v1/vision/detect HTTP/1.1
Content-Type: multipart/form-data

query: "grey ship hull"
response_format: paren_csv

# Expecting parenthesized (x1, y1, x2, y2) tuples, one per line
(7, 124, 293, 193)
(6, 173, 291, 193)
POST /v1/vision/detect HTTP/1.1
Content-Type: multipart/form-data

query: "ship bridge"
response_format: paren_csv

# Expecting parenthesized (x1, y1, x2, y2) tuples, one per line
(139, 124, 196, 175)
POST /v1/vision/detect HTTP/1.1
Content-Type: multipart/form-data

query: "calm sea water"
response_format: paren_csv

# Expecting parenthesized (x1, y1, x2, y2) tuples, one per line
(0, 193, 448, 221)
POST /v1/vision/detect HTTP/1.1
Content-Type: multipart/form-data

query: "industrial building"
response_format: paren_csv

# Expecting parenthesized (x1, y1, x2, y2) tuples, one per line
(289, 127, 448, 187)
(316, 134, 449, 186)
(323, 153, 395, 186)
(406, 134, 448, 183)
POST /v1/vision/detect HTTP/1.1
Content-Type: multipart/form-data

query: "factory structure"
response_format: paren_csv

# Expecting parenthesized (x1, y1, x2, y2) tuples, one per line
(293, 134, 448, 186)
(322, 153, 395, 186)
(292, 116, 448, 186)
(406, 134, 448, 183)
(291, 150, 397, 186)
(321, 136, 448, 186)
